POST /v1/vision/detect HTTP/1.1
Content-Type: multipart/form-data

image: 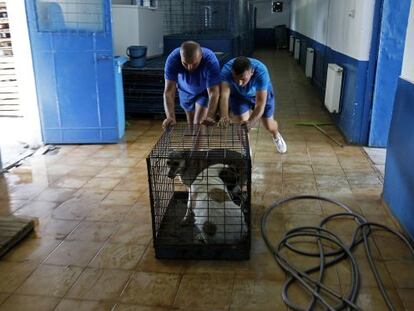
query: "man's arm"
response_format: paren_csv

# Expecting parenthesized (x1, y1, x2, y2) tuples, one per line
(217, 82, 231, 128)
(202, 54, 221, 125)
(202, 85, 220, 125)
(163, 79, 177, 129)
(242, 90, 267, 130)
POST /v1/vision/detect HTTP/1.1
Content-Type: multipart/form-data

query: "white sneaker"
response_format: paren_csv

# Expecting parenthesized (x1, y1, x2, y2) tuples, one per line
(274, 133, 287, 153)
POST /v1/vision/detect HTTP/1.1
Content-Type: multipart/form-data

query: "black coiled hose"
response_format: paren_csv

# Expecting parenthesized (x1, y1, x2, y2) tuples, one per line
(261, 195, 414, 311)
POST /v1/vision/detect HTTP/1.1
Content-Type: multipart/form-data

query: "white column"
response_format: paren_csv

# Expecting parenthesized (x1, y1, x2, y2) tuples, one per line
(7, 0, 43, 147)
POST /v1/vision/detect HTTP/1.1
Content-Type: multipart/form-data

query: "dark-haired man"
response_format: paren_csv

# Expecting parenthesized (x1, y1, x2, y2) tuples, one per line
(162, 41, 220, 129)
(217, 56, 287, 153)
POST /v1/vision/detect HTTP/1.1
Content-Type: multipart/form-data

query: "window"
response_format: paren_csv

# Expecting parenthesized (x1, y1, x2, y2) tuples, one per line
(272, 1, 283, 13)
(36, 0, 104, 32)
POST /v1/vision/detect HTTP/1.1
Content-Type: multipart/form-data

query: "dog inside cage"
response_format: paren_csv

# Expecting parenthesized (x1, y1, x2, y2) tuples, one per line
(166, 148, 249, 218)
(188, 163, 248, 244)
(147, 124, 251, 259)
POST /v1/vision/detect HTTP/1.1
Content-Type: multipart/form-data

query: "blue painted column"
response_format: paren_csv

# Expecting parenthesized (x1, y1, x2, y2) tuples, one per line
(368, 0, 411, 147)
(383, 0, 414, 239)
(383, 78, 414, 238)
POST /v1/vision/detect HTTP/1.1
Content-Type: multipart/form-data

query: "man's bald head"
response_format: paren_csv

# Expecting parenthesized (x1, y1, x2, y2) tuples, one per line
(180, 41, 202, 72)
(180, 41, 201, 59)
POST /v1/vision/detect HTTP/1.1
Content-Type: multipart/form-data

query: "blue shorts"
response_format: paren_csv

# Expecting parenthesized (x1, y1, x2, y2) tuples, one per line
(178, 91, 209, 112)
(230, 93, 275, 119)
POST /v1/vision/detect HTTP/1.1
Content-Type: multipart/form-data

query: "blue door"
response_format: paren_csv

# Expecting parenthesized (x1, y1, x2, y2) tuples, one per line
(25, 0, 120, 143)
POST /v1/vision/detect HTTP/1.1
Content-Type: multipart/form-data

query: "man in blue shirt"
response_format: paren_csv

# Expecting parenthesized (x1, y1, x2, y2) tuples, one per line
(217, 56, 287, 153)
(162, 41, 220, 129)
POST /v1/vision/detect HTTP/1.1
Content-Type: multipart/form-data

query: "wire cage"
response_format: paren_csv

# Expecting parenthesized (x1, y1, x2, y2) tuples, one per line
(157, 0, 255, 56)
(146, 124, 251, 260)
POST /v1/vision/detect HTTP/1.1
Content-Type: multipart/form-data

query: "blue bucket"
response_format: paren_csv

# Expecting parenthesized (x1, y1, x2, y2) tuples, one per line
(126, 45, 147, 68)
(126, 45, 147, 58)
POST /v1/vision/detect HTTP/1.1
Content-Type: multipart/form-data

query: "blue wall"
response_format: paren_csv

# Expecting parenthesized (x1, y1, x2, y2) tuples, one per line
(383, 78, 414, 239)
(290, 30, 370, 144)
(369, 0, 411, 147)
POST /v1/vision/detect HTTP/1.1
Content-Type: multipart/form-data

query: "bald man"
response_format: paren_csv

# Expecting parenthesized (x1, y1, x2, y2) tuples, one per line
(162, 41, 220, 129)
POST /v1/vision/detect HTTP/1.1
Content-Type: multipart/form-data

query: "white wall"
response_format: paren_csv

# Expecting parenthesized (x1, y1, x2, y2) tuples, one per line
(402, 1, 414, 82)
(7, 1, 42, 147)
(137, 7, 163, 56)
(327, 0, 375, 61)
(112, 5, 163, 57)
(290, 0, 375, 61)
(290, 0, 329, 44)
(255, 0, 291, 28)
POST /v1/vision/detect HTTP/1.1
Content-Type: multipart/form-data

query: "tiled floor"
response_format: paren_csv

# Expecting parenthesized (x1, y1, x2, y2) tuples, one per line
(363, 147, 387, 180)
(0, 50, 413, 310)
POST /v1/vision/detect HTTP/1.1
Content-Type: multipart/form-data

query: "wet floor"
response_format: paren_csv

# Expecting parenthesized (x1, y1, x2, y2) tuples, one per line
(0, 50, 412, 310)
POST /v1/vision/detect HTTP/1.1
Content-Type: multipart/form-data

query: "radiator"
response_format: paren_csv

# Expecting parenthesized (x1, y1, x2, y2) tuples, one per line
(289, 36, 294, 53)
(294, 39, 300, 60)
(305, 48, 314, 78)
(324, 64, 343, 113)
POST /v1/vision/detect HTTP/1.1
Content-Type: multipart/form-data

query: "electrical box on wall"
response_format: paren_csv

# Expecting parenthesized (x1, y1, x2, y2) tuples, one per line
(272, 1, 283, 13)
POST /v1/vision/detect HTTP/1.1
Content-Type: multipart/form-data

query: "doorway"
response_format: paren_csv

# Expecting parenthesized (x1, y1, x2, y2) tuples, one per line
(0, 1, 41, 170)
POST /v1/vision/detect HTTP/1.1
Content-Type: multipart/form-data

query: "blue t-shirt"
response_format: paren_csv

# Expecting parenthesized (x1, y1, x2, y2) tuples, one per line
(220, 58, 273, 100)
(164, 47, 221, 98)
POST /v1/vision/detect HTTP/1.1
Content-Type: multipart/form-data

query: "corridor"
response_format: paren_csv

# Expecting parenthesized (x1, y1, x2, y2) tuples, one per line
(0, 50, 412, 310)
